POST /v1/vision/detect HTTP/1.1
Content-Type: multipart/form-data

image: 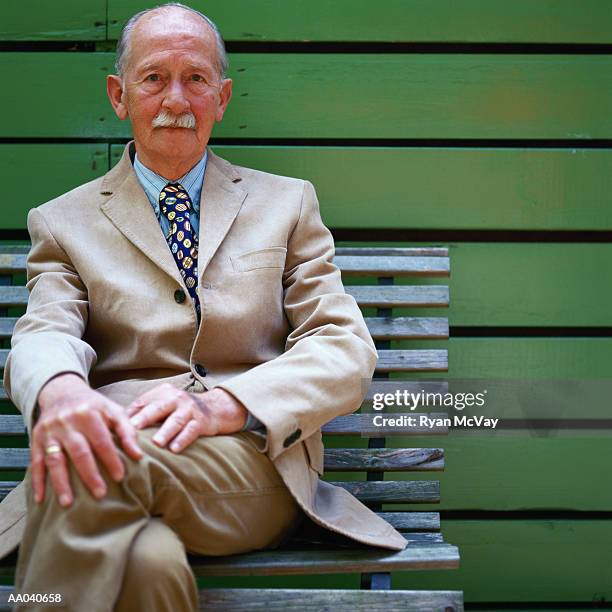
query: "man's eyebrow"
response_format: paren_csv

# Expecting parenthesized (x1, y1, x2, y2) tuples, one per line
(136, 63, 163, 74)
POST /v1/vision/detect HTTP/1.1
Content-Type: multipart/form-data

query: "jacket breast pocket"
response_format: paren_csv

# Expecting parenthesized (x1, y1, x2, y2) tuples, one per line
(230, 247, 287, 273)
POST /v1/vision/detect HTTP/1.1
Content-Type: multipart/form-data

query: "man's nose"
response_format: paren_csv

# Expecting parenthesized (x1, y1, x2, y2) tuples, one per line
(161, 79, 190, 114)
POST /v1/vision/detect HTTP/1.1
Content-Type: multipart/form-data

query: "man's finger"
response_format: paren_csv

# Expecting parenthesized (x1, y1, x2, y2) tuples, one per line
(85, 412, 128, 482)
(152, 409, 192, 448)
(44, 445, 73, 507)
(130, 399, 174, 429)
(164, 419, 201, 453)
(62, 432, 108, 499)
(110, 409, 144, 461)
(30, 445, 47, 504)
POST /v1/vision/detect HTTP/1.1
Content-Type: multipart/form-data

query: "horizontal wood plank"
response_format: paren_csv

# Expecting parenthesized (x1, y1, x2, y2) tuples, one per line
(376, 350, 448, 372)
(209, 145, 612, 231)
(197, 588, 463, 611)
(346, 285, 449, 308)
(3, 54, 612, 139)
(0, 479, 440, 504)
(0, 447, 445, 472)
(0, 1, 105, 40)
(323, 448, 444, 472)
(323, 413, 449, 436)
(365, 317, 448, 340)
(335, 256, 449, 277)
(107, 1, 612, 44)
(187, 544, 459, 576)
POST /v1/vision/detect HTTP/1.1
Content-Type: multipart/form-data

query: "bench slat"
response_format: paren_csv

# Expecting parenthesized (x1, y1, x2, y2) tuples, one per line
(324, 448, 444, 472)
(0, 318, 17, 338)
(0, 251, 450, 276)
(0, 349, 447, 372)
(198, 588, 463, 611)
(365, 316, 448, 339)
(0, 479, 439, 504)
(0, 586, 463, 611)
(335, 247, 449, 257)
(0, 447, 444, 472)
(335, 255, 449, 277)
(323, 413, 448, 436)
(377, 349, 448, 372)
(332, 480, 440, 504)
(345, 285, 449, 307)
(187, 544, 460, 576)
(0, 413, 448, 437)
(0, 287, 27, 308)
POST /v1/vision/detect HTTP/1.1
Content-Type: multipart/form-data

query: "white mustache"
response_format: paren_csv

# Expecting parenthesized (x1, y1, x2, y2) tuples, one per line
(152, 110, 196, 129)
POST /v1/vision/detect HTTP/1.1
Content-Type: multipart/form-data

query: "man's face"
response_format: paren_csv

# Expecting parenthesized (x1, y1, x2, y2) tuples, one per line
(108, 9, 232, 170)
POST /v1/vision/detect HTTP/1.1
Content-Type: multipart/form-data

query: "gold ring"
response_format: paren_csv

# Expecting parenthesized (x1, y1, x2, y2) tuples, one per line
(45, 444, 62, 455)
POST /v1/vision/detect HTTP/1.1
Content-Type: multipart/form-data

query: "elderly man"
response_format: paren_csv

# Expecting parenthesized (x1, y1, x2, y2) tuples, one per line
(2, 3, 407, 611)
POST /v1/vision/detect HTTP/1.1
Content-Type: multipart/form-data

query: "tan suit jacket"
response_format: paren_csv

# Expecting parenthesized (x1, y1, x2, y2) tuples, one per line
(0, 142, 408, 557)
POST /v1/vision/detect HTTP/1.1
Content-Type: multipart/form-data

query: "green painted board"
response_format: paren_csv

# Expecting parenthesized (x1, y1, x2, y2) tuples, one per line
(0, 1, 106, 40)
(448, 337, 612, 378)
(108, 1, 612, 44)
(383, 435, 612, 511)
(447, 244, 612, 327)
(391, 520, 612, 602)
(195, 146, 612, 231)
(4, 53, 612, 139)
(0, 145, 108, 228)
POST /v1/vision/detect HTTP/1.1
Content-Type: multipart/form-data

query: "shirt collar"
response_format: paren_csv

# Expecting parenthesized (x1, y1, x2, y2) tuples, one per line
(133, 150, 208, 216)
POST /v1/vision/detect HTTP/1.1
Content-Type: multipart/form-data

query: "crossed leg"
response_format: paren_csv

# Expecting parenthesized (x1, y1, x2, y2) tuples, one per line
(14, 427, 302, 612)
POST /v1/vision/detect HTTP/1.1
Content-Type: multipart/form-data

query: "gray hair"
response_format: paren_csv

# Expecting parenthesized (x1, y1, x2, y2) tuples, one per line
(115, 2, 229, 79)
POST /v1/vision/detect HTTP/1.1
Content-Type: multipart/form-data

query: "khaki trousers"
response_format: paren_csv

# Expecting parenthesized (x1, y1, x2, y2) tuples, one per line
(13, 427, 303, 611)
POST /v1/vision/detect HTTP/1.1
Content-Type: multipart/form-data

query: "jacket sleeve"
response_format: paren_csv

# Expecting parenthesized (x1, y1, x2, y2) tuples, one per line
(216, 180, 378, 460)
(3, 208, 96, 438)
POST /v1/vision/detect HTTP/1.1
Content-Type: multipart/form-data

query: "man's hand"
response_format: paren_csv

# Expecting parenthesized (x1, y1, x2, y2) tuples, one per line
(32, 373, 143, 508)
(126, 384, 248, 453)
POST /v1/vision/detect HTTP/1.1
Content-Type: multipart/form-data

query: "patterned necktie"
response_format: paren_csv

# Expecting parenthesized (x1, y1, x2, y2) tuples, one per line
(159, 183, 201, 320)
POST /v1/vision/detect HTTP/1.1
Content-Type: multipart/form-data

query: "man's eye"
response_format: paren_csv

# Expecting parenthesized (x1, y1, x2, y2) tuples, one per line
(190, 74, 205, 82)
(145, 74, 160, 82)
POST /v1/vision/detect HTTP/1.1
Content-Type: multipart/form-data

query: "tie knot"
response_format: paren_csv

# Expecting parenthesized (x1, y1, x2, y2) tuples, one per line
(159, 182, 192, 218)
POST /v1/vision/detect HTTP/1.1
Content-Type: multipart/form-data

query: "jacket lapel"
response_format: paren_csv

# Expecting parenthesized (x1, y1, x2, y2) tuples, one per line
(98, 143, 247, 285)
(197, 148, 248, 280)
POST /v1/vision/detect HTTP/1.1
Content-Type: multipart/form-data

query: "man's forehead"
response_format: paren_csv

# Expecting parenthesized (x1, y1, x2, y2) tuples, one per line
(129, 8, 216, 67)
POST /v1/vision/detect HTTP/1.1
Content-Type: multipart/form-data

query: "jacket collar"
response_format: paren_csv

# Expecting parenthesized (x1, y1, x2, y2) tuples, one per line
(99, 141, 247, 285)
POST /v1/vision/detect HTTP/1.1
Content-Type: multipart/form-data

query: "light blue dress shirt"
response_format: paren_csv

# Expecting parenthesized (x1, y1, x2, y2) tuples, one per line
(133, 151, 264, 434)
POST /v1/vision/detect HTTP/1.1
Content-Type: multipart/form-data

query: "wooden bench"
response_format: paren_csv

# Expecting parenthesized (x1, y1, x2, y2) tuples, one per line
(0, 244, 462, 611)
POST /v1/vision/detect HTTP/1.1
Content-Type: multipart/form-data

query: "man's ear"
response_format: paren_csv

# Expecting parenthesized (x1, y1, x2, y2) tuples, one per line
(107, 75, 129, 120)
(215, 78, 233, 122)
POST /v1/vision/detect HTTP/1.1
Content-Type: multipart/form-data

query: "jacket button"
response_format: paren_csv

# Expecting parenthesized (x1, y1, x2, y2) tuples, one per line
(283, 428, 302, 448)
(194, 363, 207, 377)
(174, 289, 186, 304)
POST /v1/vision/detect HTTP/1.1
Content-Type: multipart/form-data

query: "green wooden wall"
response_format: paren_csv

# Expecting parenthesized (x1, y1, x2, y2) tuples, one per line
(2, 1, 612, 607)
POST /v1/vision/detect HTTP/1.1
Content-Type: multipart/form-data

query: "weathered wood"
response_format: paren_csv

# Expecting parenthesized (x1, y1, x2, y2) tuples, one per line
(0, 416, 24, 435)
(376, 350, 448, 372)
(0, 447, 444, 472)
(0, 318, 18, 338)
(378, 512, 440, 532)
(0, 479, 440, 504)
(335, 256, 449, 277)
(323, 448, 444, 472)
(365, 317, 448, 340)
(0, 449, 28, 470)
(322, 413, 449, 436)
(345, 285, 449, 308)
(0, 254, 26, 274)
(0, 288, 28, 308)
(336, 247, 449, 257)
(0, 585, 463, 611)
(188, 544, 460, 576)
(196, 587, 464, 611)
(332, 480, 440, 504)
